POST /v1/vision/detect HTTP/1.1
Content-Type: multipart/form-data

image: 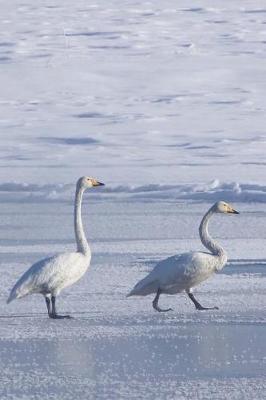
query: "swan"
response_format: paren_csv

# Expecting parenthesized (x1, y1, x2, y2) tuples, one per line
(127, 201, 239, 312)
(7, 176, 104, 319)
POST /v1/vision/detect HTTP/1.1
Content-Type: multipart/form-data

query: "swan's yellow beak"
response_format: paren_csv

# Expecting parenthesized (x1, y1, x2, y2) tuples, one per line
(92, 179, 105, 187)
(227, 206, 239, 214)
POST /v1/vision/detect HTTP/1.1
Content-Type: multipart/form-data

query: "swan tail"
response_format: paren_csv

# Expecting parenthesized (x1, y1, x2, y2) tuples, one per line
(7, 282, 31, 304)
(127, 277, 158, 297)
(7, 289, 18, 304)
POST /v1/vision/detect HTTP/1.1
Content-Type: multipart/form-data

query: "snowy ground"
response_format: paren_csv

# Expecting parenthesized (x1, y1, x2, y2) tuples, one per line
(1, 0, 266, 188)
(1, 0, 266, 399)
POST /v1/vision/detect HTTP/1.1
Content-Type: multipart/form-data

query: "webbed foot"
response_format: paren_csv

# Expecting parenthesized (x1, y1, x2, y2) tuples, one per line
(196, 305, 219, 311)
(152, 303, 173, 313)
(49, 314, 73, 319)
(187, 291, 219, 311)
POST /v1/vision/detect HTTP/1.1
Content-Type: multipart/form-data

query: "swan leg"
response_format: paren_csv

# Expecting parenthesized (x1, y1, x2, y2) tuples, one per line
(187, 290, 218, 311)
(49, 296, 72, 319)
(152, 289, 173, 312)
(44, 295, 51, 315)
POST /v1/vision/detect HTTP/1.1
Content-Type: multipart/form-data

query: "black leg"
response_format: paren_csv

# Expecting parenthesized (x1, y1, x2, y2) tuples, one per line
(49, 296, 72, 319)
(187, 291, 218, 311)
(45, 296, 51, 316)
(152, 289, 173, 312)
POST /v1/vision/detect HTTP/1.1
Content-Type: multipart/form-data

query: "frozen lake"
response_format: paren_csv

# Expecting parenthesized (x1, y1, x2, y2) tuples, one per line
(0, 201, 266, 399)
(1, 0, 266, 398)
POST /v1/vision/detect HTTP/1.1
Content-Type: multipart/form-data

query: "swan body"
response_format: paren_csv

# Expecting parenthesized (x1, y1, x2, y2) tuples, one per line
(7, 252, 91, 302)
(7, 176, 104, 319)
(129, 252, 224, 297)
(128, 201, 239, 311)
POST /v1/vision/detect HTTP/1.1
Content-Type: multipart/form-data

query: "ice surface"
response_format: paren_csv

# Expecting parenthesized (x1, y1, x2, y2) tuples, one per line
(0, 201, 266, 399)
(0, 1, 266, 399)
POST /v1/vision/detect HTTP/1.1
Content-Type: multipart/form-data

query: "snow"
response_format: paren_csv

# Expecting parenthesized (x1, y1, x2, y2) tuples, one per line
(1, 0, 266, 187)
(3, 179, 266, 204)
(0, 0, 266, 399)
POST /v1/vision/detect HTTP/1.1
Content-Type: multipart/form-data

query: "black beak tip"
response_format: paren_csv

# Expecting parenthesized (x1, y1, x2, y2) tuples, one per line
(98, 182, 105, 186)
(233, 210, 239, 214)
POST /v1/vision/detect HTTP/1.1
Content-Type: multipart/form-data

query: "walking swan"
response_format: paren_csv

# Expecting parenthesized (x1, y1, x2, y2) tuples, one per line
(7, 176, 104, 319)
(127, 201, 239, 312)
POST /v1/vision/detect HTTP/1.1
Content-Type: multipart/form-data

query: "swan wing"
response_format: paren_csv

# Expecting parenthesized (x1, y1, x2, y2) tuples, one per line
(7, 252, 90, 303)
(127, 254, 191, 296)
(128, 252, 218, 296)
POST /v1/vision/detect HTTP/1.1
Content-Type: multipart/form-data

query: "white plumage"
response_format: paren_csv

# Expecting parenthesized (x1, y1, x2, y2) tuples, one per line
(129, 252, 220, 296)
(7, 176, 104, 319)
(127, 201, 239, 312)
(7, 253, 90, 302)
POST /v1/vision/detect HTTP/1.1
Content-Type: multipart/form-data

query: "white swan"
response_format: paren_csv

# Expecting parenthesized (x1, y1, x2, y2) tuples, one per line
(127, 201, 239, 312)
(7, 176, 104, 319)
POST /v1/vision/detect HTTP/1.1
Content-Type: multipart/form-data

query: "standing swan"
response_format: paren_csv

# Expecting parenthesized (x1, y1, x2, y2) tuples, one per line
(127, 201, 239, 312)
(7, 176, 104, 319)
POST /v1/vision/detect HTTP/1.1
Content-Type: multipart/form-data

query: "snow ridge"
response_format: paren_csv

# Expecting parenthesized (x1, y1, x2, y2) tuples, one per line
(1, 180, 266, 203)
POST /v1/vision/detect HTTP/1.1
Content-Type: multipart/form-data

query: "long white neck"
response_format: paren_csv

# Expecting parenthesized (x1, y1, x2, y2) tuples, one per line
(199, 208, 227, 266)
(74, 185, 89, 255)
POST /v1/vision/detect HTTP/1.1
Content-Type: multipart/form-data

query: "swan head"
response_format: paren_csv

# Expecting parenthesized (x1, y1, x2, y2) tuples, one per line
(77, 176, 105, 190)
(213, 201, 239, 214)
